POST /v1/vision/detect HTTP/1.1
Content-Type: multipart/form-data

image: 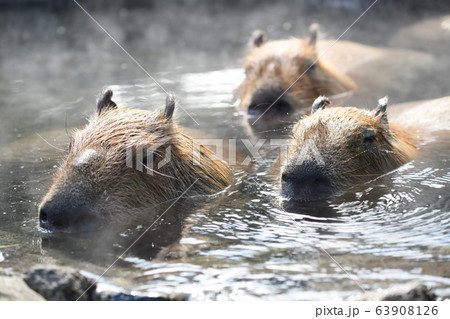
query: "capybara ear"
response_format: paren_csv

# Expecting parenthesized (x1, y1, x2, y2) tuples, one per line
(311, 96, 330, 113)
(162, 93, 176, 121)
(374, 96, 389, 124)
(250, 30, 266, 48)
(97, 89, 117, 115)
(308, 23, 319, 46)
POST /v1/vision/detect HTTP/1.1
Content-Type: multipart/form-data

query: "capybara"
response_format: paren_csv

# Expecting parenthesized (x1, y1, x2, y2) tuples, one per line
(234, 24, 439, 121)
(389, 14, 450, 57)
(316, 40, 439, 107)
(234, 24, 356, 119)
(279, 96, 419, 202)
(38, 90, 232, 233)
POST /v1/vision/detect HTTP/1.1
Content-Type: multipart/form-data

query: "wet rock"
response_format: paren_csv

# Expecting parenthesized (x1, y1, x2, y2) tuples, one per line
(350, 282, 437, 301)
(97, 292, 170, 301)
(94, 285, 189, 301)
(0, 268, 45, 301)
(23, 265, 96, 301)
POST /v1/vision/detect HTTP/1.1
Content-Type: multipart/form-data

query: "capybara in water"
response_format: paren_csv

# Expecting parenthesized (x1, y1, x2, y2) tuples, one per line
(39, 90, 232, 233)
(234, 24, 356, 119)
(389, 14, 450, 57)
(234, 23, 440, 122)
(279, 96, 419, 201)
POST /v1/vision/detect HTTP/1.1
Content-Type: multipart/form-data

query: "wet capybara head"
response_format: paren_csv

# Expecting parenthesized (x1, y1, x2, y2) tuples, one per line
(280, 96, 418, 201)
(234, 24, 356, 119)
(39, 90, 232, 233)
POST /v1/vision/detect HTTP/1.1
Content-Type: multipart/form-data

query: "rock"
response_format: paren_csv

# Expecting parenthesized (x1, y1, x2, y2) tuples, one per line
(350, 282, 437, 301)
(94, 283, 189, 301)
(97, 292, 171, 301)
(0, 268, 45, 301)
(23, 265, 97, 301)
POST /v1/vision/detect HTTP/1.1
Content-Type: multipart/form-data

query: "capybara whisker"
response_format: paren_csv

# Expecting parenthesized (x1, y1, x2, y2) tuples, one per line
(340, 150, 371, 165)
(141, 164, 177, 180)
(341, 165, 376, 175)
(350, 174, 381, 177)
(35, 132, 67, 152)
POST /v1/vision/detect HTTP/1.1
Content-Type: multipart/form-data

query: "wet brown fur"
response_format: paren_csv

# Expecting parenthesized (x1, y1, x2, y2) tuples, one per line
(40, 93, 232, 227)
(281, 103, 418, 198)
(234, 26, 356, 116)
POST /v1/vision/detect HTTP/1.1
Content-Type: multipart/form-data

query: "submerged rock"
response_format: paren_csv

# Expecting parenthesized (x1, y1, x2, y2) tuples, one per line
(350, 282, 437, 301)
(23, 265, 97, 301)
(0, 269, 45, 301)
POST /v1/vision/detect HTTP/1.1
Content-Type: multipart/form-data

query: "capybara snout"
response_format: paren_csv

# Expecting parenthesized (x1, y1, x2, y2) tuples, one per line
(39, 200, 100, 233)
(39, 90, 232, 233)
(247, 89, 292, 117)
(281, 161, 332, 201)
(39, 148, 105, 232)
(280, 96, 417, 201)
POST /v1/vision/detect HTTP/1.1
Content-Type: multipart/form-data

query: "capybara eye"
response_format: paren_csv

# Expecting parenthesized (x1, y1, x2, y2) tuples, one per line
(141, 154, 152, 167)
(363, 135, 376, 144)
(362, 129, 376, 145)
(141, 150, 160, 168)
(306, 59, 316, 71)
(68, 139, 73, 152)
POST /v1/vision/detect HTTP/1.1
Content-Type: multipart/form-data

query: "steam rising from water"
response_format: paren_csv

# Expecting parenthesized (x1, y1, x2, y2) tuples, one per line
(1, 1, 449, 300)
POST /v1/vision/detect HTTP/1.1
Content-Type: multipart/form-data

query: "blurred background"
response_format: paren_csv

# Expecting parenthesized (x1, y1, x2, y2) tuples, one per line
(1, 0, 450, 146)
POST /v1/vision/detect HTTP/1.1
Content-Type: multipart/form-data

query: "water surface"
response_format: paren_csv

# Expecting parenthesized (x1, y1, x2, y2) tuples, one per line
(0, 1, 449, 300)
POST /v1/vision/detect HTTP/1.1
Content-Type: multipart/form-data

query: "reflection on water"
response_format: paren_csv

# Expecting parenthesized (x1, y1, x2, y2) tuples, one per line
(1, 2, 450, 300)
(1, 70, 449, 299)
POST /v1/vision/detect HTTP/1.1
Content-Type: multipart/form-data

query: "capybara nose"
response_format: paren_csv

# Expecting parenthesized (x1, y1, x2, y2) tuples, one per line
(281, 164, 332, 201)
(39, 207, 49, 226)
(38, 201, 100, 233)
(248, 91, 291, 117)
(39, 202, 69, 231)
